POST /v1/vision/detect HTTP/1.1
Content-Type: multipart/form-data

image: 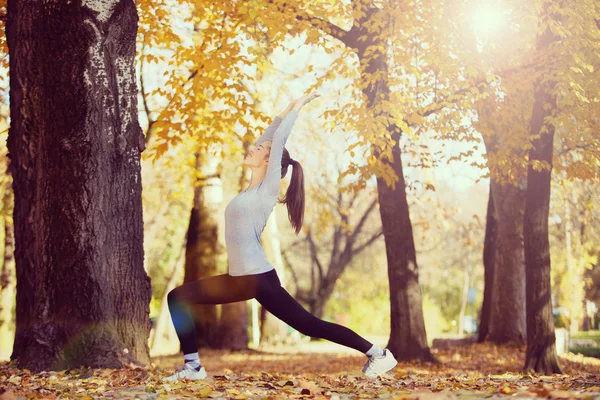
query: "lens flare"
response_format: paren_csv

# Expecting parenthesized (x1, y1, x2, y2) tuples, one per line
(472, 4, 507, 39)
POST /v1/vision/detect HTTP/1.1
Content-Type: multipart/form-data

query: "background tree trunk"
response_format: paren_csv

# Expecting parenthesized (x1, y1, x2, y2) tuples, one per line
(211, 143, 250, 350)
(7, 0, 151, 371)
(523, 25, 561, 374)
(183, 153, 220, 348)
(259, 212, 289, 345)
(376, 145, 432, 361)
(276, 0, 431, 361)
(478, 182, 497, 342)
(487, 181, 527, 343)
(350, 6, 432, 361)
(217, 302, 249, 350)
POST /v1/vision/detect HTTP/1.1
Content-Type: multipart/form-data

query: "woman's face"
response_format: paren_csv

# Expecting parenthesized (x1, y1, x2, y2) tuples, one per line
(243, 141, 271, 168)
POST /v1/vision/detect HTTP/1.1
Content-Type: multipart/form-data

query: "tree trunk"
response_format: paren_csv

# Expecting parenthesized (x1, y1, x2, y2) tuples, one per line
(309, 274, 339, 321)
(377, 147, 432, 361)
(217, 303, 249, 350)
(311, 284, 335, 321)
(7, 0, 151, 371)
(487, 180, 527, 343)
(183, 154, 220, 348)
(523, 27, 561, 374)
(478, 182, 497, 342)
(211, 145, 249, 350)
(348, 7, 431, 361)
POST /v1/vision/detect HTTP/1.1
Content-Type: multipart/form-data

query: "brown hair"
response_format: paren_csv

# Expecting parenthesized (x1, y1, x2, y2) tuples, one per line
(279, 147, 305, 234)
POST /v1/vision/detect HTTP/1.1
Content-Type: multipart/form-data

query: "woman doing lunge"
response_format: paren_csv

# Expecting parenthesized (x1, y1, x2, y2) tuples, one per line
(164, 93, 397, 382)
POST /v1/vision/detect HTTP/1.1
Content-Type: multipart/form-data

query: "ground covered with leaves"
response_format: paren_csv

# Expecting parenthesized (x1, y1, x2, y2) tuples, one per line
(1, 343, 599, 399)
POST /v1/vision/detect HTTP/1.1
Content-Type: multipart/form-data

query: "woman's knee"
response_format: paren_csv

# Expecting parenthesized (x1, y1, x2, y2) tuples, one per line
(167, 287, 183, 305)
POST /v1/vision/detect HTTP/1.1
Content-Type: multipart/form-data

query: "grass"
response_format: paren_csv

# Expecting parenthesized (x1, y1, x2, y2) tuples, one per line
(570, 330, 600, 358)
(570, 347, 600, 358)
(571, 330, 600, 343)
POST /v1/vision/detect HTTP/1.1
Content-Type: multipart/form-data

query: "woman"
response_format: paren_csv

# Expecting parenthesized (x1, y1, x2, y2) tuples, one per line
(164, 93, 397, 382)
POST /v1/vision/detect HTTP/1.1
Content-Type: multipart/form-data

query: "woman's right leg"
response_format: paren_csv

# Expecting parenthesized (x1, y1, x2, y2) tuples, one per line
(167, 273, 259, 355)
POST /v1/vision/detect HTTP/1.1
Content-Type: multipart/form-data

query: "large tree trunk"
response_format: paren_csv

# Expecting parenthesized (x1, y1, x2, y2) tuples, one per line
(523, 27, 561, 374)
(349, 6, 431, 361)
(183, 153, 220, 348)
(487, 180, 527, 342)
(7, 0, 151, 371)
(478, 182, 497, 342)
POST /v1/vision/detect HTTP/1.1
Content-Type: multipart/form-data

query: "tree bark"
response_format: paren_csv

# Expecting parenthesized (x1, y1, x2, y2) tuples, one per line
(7, 0, 151, 371)
(478, 182, 497, 342)
(523, 27, 561, 374)
(217, 302, 249, 350)
(487, 180, 527, 343)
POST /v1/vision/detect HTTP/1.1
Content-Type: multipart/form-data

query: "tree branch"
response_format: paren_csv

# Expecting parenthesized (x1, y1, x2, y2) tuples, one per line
(306, 230, 325, 283)
(353, 230, 383, 255)
(558, 142, 595, 156)
(270, 0, 349, 43)
(419, 85, 477, 119)
(348, 197, 378, 247)
(281, 250, 303, 297)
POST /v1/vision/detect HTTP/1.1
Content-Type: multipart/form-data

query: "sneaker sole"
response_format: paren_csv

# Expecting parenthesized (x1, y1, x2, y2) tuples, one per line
(364, 358, 398, 378)
(162, 369, 207, 382)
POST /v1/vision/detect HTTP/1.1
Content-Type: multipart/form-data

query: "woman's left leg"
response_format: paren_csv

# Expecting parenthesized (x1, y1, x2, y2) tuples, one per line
(256, 270, 398, 377)
(255, 270, 372, 353)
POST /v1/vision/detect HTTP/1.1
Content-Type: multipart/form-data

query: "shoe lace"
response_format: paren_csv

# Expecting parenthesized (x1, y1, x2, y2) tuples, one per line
(364, 356, 378, 373)
(168, 366, 189, 378)
(364, 351, 386, 374)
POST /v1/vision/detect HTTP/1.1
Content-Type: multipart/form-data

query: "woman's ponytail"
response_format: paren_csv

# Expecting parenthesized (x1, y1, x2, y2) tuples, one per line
(280, 148, 305, 234)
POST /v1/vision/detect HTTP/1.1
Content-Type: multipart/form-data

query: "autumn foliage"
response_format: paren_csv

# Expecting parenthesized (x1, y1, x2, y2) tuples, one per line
(1, 343, 599, 399)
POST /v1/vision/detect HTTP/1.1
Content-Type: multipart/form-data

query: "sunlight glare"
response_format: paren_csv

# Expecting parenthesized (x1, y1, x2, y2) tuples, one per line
(472, 4, 507, 39)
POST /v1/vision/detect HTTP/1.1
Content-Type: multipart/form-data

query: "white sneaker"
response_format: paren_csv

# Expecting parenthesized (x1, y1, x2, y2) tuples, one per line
(362, 349, 398, 378)
(162, 365, 207, 382)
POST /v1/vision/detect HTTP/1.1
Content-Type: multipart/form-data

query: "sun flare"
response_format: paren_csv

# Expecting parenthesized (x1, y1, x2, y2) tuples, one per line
(472, 4, 508, 38)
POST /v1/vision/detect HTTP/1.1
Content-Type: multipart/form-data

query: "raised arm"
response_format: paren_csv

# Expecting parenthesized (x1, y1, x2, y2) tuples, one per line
(256, 101, 296, 147)
(261, 110, 299, 196)
(261, 93, 320, 196)
(255, 117, 282, 147)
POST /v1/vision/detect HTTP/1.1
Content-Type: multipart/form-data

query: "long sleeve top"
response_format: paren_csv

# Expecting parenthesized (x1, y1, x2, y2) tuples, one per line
(224, 110, 299, 276)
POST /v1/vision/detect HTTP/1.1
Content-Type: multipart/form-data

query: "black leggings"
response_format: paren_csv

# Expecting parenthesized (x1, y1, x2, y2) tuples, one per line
(167, 269, 373, 355)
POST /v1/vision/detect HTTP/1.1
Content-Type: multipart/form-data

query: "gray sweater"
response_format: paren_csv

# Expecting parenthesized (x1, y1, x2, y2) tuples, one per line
(224, 110, 299, 276)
